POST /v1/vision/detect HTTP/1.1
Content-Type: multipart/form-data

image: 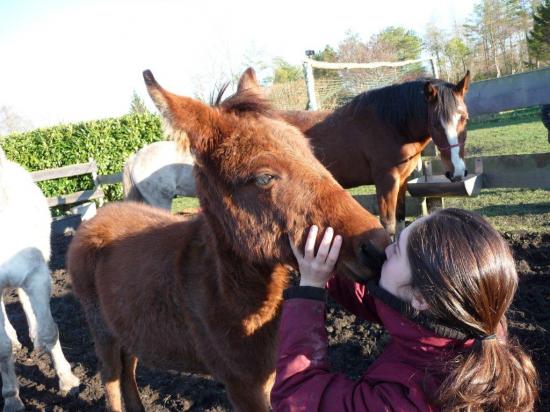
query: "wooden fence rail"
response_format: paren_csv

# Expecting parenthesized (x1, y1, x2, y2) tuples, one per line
(30, 159, 106, 208)
(352, 152, 550, 217)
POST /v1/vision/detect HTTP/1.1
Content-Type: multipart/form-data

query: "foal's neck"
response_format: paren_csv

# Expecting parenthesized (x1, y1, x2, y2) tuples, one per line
(199, 213, 290, 335)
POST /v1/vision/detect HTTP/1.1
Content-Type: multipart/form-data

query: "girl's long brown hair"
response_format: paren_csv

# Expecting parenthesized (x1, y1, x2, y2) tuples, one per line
(407, 208, 538, 411)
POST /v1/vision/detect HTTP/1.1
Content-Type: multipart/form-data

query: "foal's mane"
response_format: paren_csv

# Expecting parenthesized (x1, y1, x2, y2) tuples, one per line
(211, 82, 275, 118)
(347, 79, 459, 135)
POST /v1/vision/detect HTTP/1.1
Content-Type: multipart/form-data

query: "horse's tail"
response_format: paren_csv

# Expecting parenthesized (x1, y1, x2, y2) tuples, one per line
(122, 153, 145, 202)
(66, 214, 114, 337)
(67, 220, 102, 305)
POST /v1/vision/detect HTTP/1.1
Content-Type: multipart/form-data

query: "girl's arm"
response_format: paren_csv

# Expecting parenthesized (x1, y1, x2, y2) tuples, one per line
(326, 275, 381, 324)
(271, 293, 417, 411)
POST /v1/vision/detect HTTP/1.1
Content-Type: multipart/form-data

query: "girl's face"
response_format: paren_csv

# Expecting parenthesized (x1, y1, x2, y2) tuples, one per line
(379, 217, 428, 311)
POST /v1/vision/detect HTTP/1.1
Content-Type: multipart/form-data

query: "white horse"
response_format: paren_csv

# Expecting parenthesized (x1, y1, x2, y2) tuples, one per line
(123, 137, 196, 211)
(0, 146, 80, 411)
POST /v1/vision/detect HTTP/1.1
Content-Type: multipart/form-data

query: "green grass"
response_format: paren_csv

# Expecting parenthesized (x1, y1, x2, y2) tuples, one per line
(467, 106, 549, 156)
(173, 196, 200, 212)
(445, 188, 550, 233)
(173, 107, 550, 234)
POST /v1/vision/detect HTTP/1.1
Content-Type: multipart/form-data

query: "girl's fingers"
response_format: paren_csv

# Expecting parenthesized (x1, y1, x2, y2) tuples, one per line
(316, 227, 334, 262)
(304, 225, 318, 260)
(326, 235, 342, 266)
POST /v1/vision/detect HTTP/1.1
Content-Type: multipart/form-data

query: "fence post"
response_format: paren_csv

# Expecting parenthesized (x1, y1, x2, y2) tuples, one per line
(421, 159, 445, 215)
(303, 60, 318, 111)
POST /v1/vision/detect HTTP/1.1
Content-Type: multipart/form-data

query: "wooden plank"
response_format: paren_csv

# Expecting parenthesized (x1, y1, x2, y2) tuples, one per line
(424, 153, 550, 189)
(31, 161, 97, 182)
(46, 187, 104, 208)
(466, 68, 550, 116)
(97, 172, 123, 185)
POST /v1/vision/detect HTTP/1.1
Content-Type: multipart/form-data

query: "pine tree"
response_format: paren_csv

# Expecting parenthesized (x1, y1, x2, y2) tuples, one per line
(528, 0, 550, 65)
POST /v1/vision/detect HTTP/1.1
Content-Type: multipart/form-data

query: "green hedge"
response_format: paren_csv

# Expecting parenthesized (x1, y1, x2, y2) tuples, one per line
(0, 113, 163, 203)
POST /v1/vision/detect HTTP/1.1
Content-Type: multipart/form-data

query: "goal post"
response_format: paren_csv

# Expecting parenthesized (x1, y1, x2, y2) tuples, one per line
(302, 56, 439, 111)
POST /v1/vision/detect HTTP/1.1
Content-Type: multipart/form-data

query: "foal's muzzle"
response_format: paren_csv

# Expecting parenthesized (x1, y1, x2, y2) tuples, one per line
(360, 242, 387, 276)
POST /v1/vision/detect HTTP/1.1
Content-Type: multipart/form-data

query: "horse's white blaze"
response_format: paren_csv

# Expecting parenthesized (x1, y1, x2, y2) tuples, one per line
(0, 147, 80, 403)
(442, 113, 466, 178)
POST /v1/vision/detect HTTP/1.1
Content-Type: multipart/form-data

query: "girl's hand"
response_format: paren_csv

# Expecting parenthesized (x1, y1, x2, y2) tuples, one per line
(289, 226, 342, 288)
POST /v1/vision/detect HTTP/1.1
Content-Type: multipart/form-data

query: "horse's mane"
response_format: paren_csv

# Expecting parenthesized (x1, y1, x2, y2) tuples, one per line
(211, 82, 274, 117)
(348, 79, 459, 135)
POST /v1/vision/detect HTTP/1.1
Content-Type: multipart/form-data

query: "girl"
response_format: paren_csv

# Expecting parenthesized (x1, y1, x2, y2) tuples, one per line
(272, 208, 538, 411)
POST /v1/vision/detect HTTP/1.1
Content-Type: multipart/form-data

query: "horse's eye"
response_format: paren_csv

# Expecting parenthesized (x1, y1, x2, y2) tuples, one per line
(255, 174, 274, 187)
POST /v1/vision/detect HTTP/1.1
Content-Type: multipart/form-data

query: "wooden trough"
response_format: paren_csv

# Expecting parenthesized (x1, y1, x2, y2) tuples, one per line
(407, 173, 483, 198)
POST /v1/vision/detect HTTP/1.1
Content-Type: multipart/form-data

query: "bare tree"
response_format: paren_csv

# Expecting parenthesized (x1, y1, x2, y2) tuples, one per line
(0, 106, 33, 136)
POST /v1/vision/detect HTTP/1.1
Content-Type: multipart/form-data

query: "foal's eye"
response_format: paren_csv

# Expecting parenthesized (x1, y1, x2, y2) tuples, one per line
(255, 174, 275, 187)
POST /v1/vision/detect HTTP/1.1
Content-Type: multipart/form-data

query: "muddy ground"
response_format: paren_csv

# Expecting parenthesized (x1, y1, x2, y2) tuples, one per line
(1, 231, 548, 411)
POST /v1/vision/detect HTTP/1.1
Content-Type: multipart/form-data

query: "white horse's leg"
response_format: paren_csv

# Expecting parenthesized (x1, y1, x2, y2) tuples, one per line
(21, 264, 80, 394)
(1, 295, 21, 352)
(0, 291, 24, 412)
(16, 288, 36, 346)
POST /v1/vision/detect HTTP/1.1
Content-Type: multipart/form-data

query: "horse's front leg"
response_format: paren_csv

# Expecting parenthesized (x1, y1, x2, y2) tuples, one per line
(375, 171, 400, 239)
(0, 291, 24, 412)
(20, 263, 80, 395)
(395, 180, 408, 235)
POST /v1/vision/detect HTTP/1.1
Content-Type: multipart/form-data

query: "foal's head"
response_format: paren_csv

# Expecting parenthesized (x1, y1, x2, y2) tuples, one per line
(143, 70, 389, 282)
(424, 71, 470, 182)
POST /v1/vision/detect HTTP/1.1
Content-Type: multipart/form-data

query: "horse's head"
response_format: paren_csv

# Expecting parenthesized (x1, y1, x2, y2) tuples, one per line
(143, 70, 389, 282)
(424, 71, 470, 182)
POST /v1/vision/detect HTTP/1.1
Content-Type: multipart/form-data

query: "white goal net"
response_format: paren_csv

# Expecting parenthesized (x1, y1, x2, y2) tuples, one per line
(267, 57, 438, 111)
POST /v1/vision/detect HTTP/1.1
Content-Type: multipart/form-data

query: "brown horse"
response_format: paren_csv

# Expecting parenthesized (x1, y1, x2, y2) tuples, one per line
(238, 68, 470, 236)
(67, 70, 389, 412)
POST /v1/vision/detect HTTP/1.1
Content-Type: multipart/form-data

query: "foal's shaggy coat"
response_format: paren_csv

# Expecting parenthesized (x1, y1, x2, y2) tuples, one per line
(68, 71, 389, 411)
(0, 147, 80, 411)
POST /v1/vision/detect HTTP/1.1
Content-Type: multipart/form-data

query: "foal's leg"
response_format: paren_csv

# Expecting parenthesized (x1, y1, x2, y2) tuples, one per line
(1, 295, 21, 352)
(120, 349, 144, 412)
(0, 290, 25, 412)
(20, 264, 80, 394)
(82, 302, 124, 412)
(375, 172, 400, 238)
(225, 380, 270, 412)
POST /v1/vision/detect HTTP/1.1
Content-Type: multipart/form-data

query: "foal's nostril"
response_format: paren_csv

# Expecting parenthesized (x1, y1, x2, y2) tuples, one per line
(445, 171, 452, 181)
(464, 169, 468, 177)
(360, 242, 387, 272)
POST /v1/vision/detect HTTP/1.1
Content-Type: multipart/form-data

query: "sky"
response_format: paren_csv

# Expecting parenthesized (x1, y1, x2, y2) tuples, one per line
(0, 0, 476, 131)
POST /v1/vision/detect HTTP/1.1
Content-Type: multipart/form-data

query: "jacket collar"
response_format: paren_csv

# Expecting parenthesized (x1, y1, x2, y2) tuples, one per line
(366, 280, 477, 350)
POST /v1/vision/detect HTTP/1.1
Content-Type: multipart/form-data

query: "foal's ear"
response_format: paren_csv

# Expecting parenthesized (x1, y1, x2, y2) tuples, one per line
(143, 70, 224, 155)
(236, 67, 265, 100)
(424, 82, 437, 103)
(237, 67, 260, 92)
(455, 70, 470, 96)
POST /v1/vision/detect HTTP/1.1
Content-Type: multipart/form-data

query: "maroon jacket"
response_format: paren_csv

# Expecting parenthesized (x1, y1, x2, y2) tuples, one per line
(271, 276, 478, 412)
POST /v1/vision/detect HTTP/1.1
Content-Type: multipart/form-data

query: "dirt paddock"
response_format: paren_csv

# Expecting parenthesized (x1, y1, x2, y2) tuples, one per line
(1, 230, 548, 411)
